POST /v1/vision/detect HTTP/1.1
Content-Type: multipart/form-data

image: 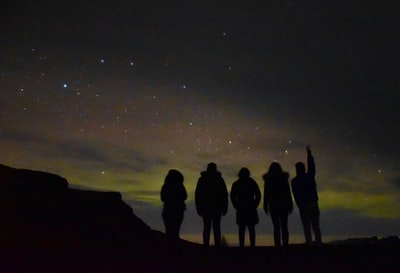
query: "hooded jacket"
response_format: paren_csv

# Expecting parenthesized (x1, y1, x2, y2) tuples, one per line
(195, 170, 228, 217)
(263, 171, 293, 213)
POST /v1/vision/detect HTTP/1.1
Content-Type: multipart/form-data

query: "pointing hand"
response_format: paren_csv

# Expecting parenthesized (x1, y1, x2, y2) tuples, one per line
(306, 145, 312, 155)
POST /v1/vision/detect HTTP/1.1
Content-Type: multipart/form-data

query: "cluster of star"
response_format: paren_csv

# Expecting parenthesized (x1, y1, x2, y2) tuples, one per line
(1, 41, 388, 181)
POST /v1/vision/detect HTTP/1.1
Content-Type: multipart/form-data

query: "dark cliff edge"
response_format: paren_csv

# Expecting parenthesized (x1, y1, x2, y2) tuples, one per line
(0, 164, 170, 254)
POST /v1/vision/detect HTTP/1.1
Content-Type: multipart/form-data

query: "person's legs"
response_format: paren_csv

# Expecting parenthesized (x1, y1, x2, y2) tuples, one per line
(238, 224, 246, 248)
(310, 205, 322, 244)
(162, 211, 173, 238)
(212, 215, 222, 247)
(248, 225, 256, 247)
(270, 211, 281, 247)
(162, 213, 169, 236)
(300, 209, 312, 245)
(280, 212, 289, 246)
(172, 211, 184, 239)
(202, 216, 211, 246)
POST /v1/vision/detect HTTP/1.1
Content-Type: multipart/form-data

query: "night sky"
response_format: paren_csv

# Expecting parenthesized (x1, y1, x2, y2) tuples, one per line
(1, 0, 399, 244)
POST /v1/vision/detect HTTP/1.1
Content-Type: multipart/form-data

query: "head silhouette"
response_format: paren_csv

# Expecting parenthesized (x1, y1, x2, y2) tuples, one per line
(207, 162, 217, 172)
(268, 162, 283, 174)
(165, 169, 184, 185)
(238, 167, 250, 178)
(295, 162, 306, 175)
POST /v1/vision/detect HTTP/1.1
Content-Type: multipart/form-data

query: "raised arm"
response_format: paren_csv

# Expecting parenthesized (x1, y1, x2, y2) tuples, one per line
(306, 146, 316, 177)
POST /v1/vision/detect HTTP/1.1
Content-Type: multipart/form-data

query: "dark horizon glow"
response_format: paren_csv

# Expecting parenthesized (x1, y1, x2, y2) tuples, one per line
(1, 1, 399, 245)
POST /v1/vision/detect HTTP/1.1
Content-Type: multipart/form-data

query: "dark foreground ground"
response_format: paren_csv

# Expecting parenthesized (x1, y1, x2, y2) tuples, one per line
(1, 242, 399, 273)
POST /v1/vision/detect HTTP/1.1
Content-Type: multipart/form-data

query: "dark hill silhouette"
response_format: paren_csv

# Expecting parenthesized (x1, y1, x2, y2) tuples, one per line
(1, 163, 399, 273)
(0, 164, 154, 251)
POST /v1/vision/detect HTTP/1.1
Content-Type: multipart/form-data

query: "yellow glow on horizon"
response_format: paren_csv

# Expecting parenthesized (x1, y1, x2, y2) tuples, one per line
(320, 190, 400, 218)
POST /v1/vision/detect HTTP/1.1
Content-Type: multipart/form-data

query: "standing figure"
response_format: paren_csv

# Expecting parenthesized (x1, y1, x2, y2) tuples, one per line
(291, 146, 322, 245)
(161, 169, 187, 239)
(263, 162, 293, 247)
(230, 167, 261, 247)
(195, 162, 228, 247)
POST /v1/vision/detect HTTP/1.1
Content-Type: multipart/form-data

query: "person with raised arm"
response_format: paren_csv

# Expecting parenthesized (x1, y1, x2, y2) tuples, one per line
(291, 146, 322, 245)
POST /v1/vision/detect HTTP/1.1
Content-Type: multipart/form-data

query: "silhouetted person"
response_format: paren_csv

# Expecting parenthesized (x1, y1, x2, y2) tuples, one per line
(195, 162, 228, 247)
(161, 169, 187, 239)
(230, 167, 261, 248)
(263, 162, 293, 247)
(291, 146, 322, 245)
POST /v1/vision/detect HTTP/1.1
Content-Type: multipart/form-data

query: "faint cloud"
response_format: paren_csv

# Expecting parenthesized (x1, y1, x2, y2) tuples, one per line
(58, 141, 109, 164)
(0, 128, 43, 143)
(52, 139, 169, 173)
